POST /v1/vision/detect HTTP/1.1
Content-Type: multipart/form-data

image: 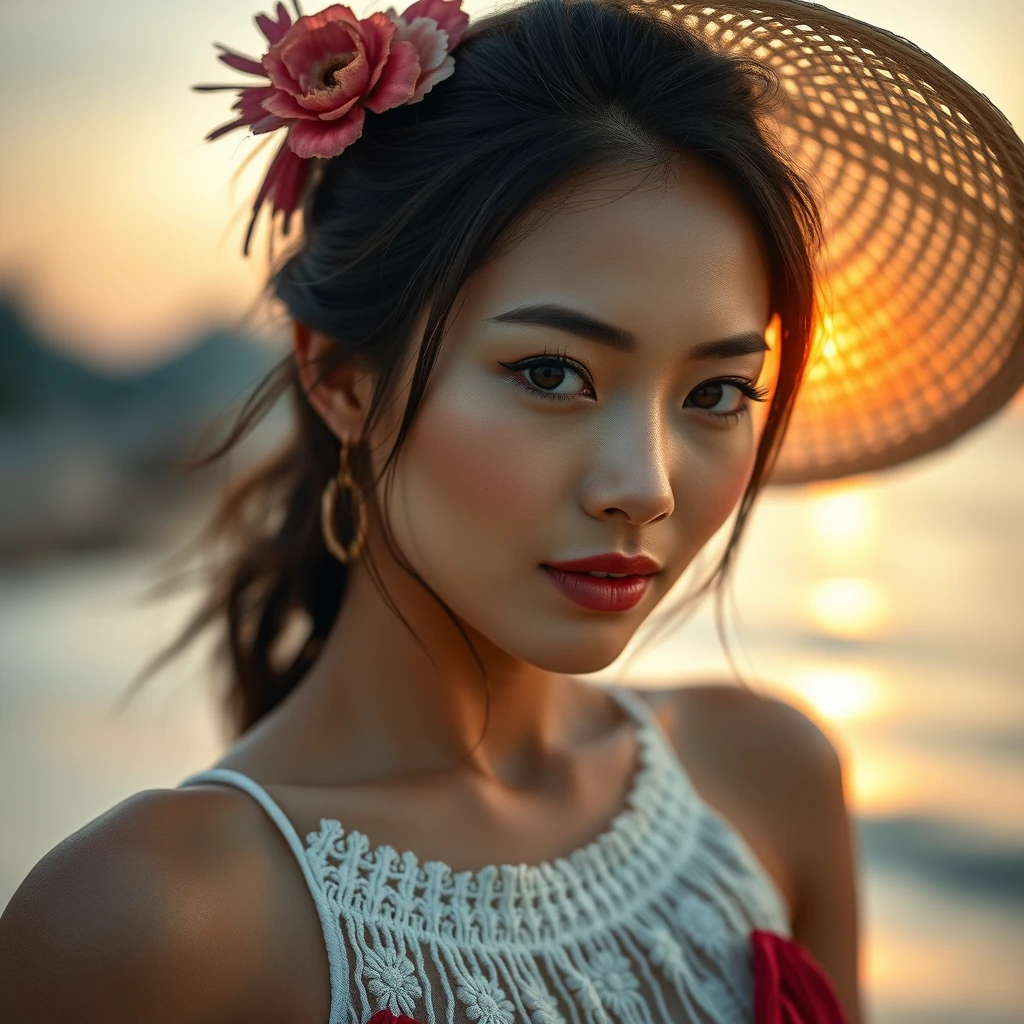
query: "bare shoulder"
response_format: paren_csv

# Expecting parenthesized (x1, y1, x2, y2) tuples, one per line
(633, 682, 862, 1024)
(633, 682, 847, 844)
(0, 785, 329, 1024)
(636, 680, 844, 768)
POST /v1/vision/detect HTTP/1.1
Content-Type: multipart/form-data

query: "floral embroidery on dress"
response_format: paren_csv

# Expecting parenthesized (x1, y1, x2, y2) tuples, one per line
(590, 947, 642, 1012)
(564, 971, 609, 1024)
(699, 975, 747, 1024)
(521, 981, 567, 1024)
(681, 895, 727, 957)
(640, 922, 747, 1022)
(456, 975, 516, 1024)
(363, 947, 423, 1016)
(565, 948, 640, 1019)
(644, 924, 688, 983)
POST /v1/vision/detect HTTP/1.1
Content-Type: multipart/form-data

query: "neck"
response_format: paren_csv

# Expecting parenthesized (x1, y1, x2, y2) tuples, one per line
(255, 542, 605, 791)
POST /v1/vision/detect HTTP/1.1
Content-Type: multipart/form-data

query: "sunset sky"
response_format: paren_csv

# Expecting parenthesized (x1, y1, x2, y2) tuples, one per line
(3, 0, 1024, 371)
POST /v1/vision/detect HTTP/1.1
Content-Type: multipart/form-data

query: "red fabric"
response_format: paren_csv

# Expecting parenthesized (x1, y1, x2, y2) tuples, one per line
(366, 1012, 422, 1024)
(752, 929, 849, 1023)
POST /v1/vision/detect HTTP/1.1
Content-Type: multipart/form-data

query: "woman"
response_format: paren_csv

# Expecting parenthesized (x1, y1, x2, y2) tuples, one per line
(2, 1, 1021, 1022)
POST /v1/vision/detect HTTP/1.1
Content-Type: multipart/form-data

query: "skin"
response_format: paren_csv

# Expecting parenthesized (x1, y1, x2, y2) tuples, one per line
(0, 160, 862, 1023)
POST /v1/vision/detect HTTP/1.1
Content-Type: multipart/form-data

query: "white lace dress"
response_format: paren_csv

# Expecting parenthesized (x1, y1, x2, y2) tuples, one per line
(178, 685, 792, 1024)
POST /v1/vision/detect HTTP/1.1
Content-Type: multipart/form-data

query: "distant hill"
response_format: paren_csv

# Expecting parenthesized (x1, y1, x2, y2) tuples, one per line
(0, 288, 286, 559)
(0, 291, 280, 426)
(0, 297, 120, 418)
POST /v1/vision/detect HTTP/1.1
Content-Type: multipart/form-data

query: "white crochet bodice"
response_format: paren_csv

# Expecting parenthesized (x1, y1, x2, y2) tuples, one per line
(177, 685, 791, 1024)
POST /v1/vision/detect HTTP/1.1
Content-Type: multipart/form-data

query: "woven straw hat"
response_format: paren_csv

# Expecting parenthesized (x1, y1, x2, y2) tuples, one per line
(635, 0, 1024, 485)
(209, 0, 1024, 486)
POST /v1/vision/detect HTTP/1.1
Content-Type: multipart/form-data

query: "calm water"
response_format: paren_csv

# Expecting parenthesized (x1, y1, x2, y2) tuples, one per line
(1, 410, 1022, 1023)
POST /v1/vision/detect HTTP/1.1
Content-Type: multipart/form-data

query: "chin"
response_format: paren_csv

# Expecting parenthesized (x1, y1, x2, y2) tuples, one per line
(515, 632, 634, 676)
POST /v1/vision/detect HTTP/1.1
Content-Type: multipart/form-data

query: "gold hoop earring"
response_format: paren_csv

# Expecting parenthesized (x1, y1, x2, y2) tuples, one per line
(321, 436, 368, 564)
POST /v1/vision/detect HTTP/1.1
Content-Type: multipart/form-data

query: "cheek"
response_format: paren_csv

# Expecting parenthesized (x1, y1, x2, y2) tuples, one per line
(386, 391, 550, 578)
(677, 424, 758, 554)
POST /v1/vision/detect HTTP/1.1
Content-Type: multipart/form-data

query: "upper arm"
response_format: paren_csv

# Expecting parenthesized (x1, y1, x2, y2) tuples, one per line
(782, 714, 863, 1024)
(0, 789, 271, 1024)
(650, 683, 863, 1024)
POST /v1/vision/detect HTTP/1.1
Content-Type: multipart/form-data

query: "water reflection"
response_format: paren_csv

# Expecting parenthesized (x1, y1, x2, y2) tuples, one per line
(1, 412, 1022, 1023)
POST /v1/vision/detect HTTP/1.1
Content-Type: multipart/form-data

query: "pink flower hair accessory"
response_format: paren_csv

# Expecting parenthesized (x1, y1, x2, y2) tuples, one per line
(194, 0, 470, 255)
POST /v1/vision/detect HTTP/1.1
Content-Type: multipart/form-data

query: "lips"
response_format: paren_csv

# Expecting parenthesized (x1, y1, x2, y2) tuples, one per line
(541, 565, 653, 611)
(541, 553, 661, 576)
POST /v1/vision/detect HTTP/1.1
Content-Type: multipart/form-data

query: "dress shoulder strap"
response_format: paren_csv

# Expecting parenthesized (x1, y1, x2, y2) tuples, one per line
(177, 767, 351, 1024)
(603, 682, 651, 721)
(603, 683, 705, 802)
(603, 682, 672, 737)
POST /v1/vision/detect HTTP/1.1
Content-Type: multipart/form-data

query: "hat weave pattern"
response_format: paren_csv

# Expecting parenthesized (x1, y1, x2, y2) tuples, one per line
(638, 1, 1024, 485)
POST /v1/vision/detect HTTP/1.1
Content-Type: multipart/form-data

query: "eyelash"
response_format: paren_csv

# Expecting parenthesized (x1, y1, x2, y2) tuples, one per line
(497, 352, 771, 424)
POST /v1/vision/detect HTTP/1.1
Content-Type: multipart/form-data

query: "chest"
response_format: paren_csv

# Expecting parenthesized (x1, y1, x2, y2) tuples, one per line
(214, 689, 798, 1024)
(246, 821, 784, 1024)
(233, 765, 794, 1024)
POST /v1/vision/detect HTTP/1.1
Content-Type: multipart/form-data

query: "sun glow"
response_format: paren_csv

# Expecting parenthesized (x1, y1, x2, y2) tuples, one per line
(806, 576, 889, 639)
(783, 665, 883, 722)
(806, 312, 846, 382)
(807, 484, 877, 557)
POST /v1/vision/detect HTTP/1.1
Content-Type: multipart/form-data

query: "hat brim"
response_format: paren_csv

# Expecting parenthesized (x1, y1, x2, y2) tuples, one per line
(645, 0, 1024, 485)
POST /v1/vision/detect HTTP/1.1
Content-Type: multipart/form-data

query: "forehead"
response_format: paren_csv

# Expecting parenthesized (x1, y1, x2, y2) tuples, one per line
(470, 160, 771, 342)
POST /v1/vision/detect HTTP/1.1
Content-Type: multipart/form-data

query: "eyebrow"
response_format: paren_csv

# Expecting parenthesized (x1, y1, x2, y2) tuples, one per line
(486, 303, 769, 360)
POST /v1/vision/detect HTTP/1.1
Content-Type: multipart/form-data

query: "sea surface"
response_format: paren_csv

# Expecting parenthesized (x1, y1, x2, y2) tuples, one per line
(1, 410, 1022, 1023)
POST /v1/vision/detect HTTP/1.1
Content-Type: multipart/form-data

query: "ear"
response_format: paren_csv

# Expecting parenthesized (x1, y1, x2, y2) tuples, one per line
(293, 321, 374, 443)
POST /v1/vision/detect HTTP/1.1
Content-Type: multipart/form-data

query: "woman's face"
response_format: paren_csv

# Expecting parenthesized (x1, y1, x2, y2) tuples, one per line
(370, 161, 776, 674)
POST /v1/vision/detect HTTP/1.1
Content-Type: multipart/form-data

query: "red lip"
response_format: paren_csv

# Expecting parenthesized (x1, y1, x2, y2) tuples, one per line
(541, 553, 662, 575)
(540, 566, 653, 611)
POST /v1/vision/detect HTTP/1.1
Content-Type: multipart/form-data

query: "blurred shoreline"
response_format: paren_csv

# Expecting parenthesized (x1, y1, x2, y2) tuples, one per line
(0, 287, 285, 562)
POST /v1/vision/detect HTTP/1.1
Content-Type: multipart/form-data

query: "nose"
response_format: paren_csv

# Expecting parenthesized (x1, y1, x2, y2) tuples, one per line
(579, 413, 675, 526)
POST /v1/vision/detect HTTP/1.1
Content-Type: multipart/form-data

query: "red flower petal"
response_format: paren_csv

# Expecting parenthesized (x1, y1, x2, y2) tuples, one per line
(399, 0, 469, 49)
(393, 14, 452, 103)
(356, 11, 401, 97)
(408, 53, 454, 103)
(261, 88, 314, 120)
(261, 45, 300, 95)
(255, 1, 294, 46)
(263, 13, 377, 113)
(204, 114, 249, 142)
(252, 113, 289, 134)
(215, 44, 267, 77)
(201, 84, 277, 141)
(237, 84, 278, 122)
(319, 93, 362, 120)
(288, 107, 366, 158)
(279, 19, 363, 88)
(243, 136, 309, 255)
(751, 930, 849, 1024)
(265, 4, 369, 89)
(362, 37, 420, 113)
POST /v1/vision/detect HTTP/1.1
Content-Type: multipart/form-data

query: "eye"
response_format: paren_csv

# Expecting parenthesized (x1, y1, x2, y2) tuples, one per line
(497, 357, 771, 419)
(497, 353, 596, 402)
(686, 377, 771, 424)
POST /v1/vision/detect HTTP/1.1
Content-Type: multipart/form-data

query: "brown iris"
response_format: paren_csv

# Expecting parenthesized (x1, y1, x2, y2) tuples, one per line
(690, 382, 726, 409)
(529, 365, 565, 390)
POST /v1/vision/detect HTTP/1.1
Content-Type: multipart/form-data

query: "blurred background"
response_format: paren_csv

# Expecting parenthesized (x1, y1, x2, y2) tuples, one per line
(1, 1, 1022, 1021)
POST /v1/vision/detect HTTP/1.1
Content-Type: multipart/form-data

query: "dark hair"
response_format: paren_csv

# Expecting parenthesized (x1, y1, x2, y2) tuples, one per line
(120, 0, 823, 741)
